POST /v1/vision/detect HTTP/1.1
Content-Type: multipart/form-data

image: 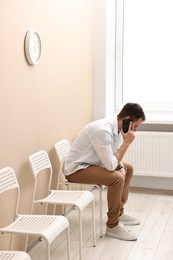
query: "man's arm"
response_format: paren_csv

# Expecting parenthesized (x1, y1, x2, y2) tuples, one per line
(114, 122, 135, 163)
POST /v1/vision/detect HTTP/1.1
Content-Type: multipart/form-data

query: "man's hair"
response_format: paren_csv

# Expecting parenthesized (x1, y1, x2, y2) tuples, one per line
(117, 103, 146, 121)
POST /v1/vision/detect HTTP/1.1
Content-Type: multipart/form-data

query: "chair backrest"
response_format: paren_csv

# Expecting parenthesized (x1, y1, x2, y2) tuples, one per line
(0, 251, 31, 260)
(28, 150, 53, 213)
(54, 139, 70, 163)
(29, 150, 52, 177)
(54, 139, 70, 186)
(0, 167, 20, 224)
(0, 167, 19, 194)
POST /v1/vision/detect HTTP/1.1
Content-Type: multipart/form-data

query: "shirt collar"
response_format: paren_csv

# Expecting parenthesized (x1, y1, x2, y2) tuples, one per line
(113, 115, 119, 135)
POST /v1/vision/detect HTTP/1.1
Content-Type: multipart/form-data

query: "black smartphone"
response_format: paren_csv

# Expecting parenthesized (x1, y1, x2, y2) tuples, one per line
(122, 118, 131, 133)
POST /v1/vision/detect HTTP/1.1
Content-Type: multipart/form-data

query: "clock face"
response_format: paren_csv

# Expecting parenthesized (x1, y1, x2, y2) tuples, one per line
(25, 30, 42, 65)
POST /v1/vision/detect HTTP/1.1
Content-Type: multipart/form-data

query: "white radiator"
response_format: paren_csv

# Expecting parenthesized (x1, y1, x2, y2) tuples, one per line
(123, 131, 173, 177)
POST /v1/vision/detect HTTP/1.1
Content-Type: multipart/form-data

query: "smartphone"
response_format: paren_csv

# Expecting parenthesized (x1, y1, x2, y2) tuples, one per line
(122, 118, 131, 133)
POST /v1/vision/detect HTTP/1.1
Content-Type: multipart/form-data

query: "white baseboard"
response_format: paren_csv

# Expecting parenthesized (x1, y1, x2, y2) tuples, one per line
(131, 176, 173, 191)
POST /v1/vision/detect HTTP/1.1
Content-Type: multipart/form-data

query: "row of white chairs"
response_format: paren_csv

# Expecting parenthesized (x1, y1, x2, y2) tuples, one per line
(0, 139, 104, 260)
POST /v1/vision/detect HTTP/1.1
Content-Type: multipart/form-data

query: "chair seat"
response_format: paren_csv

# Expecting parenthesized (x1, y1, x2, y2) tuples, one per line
(64, 181, 105, 236)
(0, 214, 69, 245)
(65, 181, 105, 192)
(36, 190, 94, 211)
(0, 251, 31, 260)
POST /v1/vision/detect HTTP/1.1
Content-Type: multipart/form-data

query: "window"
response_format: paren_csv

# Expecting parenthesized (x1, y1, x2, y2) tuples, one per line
(116, 0, 173, 114)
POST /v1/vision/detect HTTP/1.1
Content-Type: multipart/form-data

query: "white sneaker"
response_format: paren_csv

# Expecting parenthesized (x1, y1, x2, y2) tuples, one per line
(120, 213, 140, 225)
(106, 223, 137, 241)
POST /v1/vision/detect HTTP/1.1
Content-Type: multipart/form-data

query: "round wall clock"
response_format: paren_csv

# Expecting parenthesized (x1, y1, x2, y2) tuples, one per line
(24, 29, 42, 65)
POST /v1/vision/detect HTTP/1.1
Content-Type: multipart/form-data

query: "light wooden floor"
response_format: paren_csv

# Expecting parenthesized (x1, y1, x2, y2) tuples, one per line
(28, 187, 173, 260)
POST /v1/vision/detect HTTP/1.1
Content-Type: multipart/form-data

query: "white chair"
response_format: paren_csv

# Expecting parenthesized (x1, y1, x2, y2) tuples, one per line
(28, 150, 96, 260)
(54, 139, 105, 237)
(0, 251, 31, 260)
(0, 167, 71, 260)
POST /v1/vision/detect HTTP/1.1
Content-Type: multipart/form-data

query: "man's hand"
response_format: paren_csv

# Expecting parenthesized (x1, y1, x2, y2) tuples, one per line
(114, 122, 135, 163)
(121, 122, 135, 145)
(119, 167, 127, 179)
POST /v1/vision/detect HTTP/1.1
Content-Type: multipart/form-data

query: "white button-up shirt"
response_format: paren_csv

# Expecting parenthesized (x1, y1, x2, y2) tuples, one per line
(63, 114, 122, 176)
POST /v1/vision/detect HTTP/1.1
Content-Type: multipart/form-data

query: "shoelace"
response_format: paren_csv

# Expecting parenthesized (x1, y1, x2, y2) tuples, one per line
(118, 222, 131, 233)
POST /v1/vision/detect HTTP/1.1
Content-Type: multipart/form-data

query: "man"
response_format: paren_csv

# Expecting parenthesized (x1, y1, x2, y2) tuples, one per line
(63, 103, 146, 241)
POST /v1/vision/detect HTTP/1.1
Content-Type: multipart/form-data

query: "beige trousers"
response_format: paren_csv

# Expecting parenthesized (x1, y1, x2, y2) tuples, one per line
(66, 163, 133, 227)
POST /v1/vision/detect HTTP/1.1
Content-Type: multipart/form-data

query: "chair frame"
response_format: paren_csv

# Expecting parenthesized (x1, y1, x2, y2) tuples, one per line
(28, 150, 96, 260)
(54, 139, 105, 237)
(0, 167, 71, 260)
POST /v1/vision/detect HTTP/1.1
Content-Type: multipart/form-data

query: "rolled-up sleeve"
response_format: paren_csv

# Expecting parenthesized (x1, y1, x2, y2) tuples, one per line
(90, 129, 118, 171)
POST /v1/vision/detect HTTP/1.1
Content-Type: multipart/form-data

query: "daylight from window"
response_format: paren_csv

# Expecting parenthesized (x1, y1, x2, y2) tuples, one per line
(121, 0, 173, 112)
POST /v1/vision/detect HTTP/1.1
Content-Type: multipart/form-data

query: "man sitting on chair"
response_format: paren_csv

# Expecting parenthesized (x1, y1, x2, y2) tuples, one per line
(63, 103, 146, 241)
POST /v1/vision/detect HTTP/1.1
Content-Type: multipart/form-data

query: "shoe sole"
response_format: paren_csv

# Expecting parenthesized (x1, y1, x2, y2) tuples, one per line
(120, 220, 140, 226)
(105, 231, 138, 241)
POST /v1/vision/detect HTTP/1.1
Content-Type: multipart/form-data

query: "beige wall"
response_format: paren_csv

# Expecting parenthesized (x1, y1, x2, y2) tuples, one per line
(0, 0, 93, 249)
